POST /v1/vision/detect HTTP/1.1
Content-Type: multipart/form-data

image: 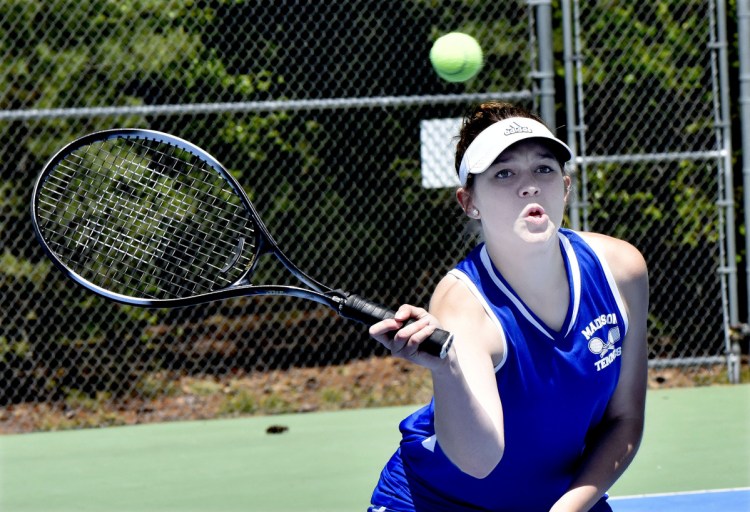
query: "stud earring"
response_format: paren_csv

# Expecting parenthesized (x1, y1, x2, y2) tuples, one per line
(470, 209, 480, 218)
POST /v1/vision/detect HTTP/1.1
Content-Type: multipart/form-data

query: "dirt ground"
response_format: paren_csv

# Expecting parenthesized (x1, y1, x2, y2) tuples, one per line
(0, 355, 745, 434)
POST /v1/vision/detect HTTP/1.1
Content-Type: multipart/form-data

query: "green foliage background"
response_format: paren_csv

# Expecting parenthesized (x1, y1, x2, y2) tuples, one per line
(0, 0, 742, 406)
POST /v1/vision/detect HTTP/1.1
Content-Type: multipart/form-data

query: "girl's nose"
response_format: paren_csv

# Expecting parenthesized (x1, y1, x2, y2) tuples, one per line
(519, 184, 540, 197)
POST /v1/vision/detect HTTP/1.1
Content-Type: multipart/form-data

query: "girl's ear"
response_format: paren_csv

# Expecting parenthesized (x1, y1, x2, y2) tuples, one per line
(563, 175, 573, 202)
(456, 187, 480, 219)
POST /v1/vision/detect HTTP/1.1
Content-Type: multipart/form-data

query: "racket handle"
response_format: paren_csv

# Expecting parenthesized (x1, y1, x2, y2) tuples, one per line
(339, 294, 454, 359)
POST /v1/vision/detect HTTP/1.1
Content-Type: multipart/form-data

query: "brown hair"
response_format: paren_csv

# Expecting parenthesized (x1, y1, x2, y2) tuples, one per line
(454, 102, 548, 187)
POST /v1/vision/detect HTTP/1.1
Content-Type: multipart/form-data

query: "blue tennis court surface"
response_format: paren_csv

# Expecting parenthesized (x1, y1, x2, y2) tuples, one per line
(610, 488, 750, 511)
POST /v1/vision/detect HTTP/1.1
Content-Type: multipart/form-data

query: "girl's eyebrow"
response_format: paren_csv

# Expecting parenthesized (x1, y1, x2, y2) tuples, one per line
(493, 149, 558, 164)
(536, 149, 557, 160)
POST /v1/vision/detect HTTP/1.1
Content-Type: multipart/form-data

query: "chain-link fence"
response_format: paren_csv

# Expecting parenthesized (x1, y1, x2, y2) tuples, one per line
(564, 0, 738, 373)
(0, 0, 743, 433)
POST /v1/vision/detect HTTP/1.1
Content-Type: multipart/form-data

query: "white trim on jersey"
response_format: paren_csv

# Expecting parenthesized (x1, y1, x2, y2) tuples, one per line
(559, 232, 582, 338)
(421, 434, 437, 452)
(447, 230, 627, 370)
(582, 240, 630, 333)
(447, 268, 509, 372)
(479, 245, 571, 340)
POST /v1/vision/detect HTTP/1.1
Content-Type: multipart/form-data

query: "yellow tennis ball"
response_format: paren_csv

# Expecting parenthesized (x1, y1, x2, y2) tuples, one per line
(429, 32, 483, 83)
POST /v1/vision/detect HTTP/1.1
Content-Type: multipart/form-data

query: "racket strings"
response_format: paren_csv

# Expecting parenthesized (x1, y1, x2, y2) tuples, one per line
(43, 144, 250, 296)
(36, 137, 258, 299)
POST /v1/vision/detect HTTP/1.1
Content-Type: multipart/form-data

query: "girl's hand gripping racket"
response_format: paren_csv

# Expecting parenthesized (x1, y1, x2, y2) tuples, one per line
(31, 129, 453, 358)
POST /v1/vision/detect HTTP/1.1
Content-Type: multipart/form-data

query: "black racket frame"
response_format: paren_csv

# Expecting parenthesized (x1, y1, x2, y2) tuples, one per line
(31, 129, 453, 358)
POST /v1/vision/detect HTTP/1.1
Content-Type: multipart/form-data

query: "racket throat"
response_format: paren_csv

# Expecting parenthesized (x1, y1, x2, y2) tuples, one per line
(220, 236, 245, 273)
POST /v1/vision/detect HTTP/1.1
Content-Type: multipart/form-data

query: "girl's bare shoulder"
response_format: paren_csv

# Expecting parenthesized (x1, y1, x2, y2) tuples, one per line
(577, 231, 648, 284)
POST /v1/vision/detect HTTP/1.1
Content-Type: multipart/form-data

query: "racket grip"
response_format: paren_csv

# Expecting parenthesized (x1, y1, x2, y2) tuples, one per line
(339, 294, 454, 359)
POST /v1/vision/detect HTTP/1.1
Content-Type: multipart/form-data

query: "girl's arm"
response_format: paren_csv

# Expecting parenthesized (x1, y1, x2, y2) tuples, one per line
(550, 235, 649, 512)
(369, 274, 506, 478)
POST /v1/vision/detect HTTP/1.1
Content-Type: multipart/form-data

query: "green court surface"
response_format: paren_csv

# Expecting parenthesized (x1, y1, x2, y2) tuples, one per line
(1, 385, 748, 512)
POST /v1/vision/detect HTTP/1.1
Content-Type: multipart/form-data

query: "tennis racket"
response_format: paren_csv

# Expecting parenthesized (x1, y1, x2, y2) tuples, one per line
(31, 129, 453, 358)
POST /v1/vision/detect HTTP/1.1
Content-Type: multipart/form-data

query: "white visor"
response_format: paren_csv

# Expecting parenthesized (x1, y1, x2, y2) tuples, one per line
(458, 117, 573, 186)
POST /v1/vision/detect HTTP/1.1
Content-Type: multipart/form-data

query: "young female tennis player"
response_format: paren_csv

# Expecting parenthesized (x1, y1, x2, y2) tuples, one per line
(368, 102, 649, 512)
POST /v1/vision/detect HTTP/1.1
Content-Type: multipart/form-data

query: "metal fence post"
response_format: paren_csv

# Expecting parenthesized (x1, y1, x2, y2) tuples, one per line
(739, 0, 750, 326)
(714, 0, 739, 328)
(561, 0, 582, 230)
(530, 0, 556, 126)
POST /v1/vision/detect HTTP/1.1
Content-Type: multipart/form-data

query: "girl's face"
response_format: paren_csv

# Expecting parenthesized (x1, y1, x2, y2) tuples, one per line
(459, 139, 571, 247)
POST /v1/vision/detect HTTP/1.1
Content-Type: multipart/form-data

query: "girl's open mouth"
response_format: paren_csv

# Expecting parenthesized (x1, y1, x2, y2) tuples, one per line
(523, 205, 548, 226)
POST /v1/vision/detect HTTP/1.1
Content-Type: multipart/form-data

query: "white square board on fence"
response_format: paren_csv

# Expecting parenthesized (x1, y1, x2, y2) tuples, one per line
(420, 118, 462, 189)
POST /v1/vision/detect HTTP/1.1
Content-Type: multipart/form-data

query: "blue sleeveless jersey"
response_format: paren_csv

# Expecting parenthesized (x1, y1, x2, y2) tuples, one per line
(370, 229, 628, 512)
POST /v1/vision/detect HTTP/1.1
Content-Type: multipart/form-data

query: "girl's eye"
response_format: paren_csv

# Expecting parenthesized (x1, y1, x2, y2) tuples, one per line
(536, 166, 555, 174)
(494, 169, 513, 179)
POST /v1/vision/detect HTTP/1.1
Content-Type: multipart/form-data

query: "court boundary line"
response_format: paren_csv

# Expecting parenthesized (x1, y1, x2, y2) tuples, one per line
(609, 487, 750, 501)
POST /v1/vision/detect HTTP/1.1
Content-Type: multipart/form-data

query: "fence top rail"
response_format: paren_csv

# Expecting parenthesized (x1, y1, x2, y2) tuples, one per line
(575, 150, 728, 165)
(0, 91, 534, 121)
